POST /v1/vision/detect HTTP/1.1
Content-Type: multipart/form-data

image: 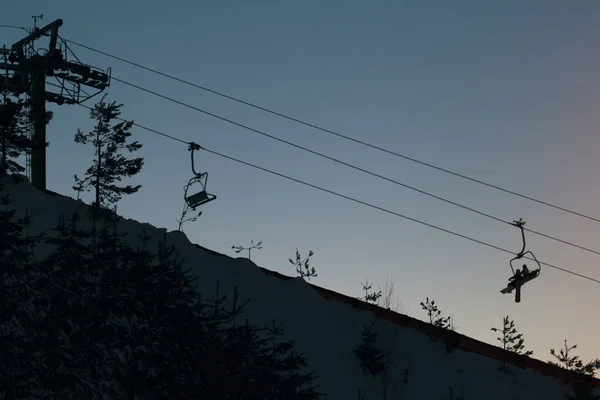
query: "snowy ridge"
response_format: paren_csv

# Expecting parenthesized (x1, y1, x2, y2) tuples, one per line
(5, 175, 600, 399)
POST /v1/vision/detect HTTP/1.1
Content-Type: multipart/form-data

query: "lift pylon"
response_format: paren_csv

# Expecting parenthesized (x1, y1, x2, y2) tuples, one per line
(1, 18, 111, 189)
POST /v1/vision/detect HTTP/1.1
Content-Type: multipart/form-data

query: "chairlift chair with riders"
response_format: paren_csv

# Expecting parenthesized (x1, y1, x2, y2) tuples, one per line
(184, 142, 216, 210)
(500, 218, 541, 303)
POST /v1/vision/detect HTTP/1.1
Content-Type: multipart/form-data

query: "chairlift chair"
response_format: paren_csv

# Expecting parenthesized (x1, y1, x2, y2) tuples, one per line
(184, 142, 216, 210)
(500, 218, 541, 303)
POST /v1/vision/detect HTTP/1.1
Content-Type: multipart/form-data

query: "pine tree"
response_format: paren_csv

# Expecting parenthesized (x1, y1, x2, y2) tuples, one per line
(549, 340, 600, 400)
(354, 321, 385, 376)
(73, 96, 143, 217)
(549, 340, 600, 374)
(0, 185, 47, 398)
(0, 196, 325, 399)
(103, 233, 201, 398)
(353, 320, 411, 400)
(491, 316, 533, 372)
(39, 214, 112, 397)
(491, 316, 533, 356)
(264, 319, 322, 399)
(359, 279, 382, 304)
(420, 297, 451, 329)
(0, 95, 31, 176)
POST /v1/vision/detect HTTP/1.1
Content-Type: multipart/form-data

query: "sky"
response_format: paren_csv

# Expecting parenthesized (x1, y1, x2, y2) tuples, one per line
(2, 1, 600, 362)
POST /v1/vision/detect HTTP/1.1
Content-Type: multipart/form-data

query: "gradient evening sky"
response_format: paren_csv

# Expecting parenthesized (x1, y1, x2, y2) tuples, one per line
(2, 1, 600, 361)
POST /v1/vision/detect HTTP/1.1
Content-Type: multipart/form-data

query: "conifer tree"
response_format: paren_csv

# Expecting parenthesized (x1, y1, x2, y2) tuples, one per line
(359, 279, 382, 304)
(264, 319, 322, 398)
(549, 340, 600, 400)
(0, 185, 47, 397)
(491, 316, 533, 356)
(0, 95, 31, 176)
(0, 196, 325, 398)
(420, 297, 451, 329)
(0, 185, 27, 272)
(353, 320, 411, 400)
(354, 321, 385, 376)
(103, 232, 201, 398)
(73, 96, 143, 217)
(491, 315, 532, 372)
(40, 214, 111, 397)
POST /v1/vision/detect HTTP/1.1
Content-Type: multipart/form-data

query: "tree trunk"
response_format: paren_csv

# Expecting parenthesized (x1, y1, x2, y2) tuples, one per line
(0, 100, 7, 177)
(92, 128, 102, 257)
(94, 130, 102, 219)
(0, 124, 6, 177)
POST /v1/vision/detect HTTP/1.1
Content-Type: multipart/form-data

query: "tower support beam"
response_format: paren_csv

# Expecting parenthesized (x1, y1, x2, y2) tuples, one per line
(30, 66, 46, 189)
(1, 18, 111, 190)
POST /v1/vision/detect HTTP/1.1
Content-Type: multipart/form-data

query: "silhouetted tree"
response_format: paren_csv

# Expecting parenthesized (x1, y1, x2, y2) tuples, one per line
(263, 319, 323, 398)
(549, 340, 600, 400)
(358, 388, 366, 400)
(491, 316, 533, 356)
(359, 279, 382, 304)
(290, 248, 316, 280)
(0, 187, 55, 397)
(491, 316, 532, 371)
(354, 321, 385, 376)
(446, 387, 465, 400)
(353, 320, 411, 400)
(0, 199, 325, 399)
(420, 297, 451, 329)
(549, 340, 600, 375)
(0, 96, 31, 176)
(73, 96, 143, 217)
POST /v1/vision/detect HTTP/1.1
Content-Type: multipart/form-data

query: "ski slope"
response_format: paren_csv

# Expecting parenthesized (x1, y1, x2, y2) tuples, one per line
(4, 175, 598, 399)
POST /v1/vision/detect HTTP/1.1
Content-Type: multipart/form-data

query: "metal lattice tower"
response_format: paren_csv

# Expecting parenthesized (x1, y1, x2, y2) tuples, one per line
(0, 18, 111, 189)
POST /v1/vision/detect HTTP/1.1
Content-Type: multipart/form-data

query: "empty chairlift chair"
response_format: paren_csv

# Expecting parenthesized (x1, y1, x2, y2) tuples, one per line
(184, 142, 216, 210)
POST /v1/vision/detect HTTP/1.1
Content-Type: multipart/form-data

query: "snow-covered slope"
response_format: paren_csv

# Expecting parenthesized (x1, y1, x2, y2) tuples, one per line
(4, 176, 599, 399)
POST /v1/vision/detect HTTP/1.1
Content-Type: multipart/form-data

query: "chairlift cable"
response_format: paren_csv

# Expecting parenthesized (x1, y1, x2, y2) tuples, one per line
(76, 102, 600, 286)
(63, 38, 600, 225)
(107, 76, 600, 258)
(0, 24, 29, 31)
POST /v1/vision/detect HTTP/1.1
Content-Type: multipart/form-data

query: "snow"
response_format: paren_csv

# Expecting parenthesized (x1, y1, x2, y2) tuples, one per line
(3, 175, 598, 399)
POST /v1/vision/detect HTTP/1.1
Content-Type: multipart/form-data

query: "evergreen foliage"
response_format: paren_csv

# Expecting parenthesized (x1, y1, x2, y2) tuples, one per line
(353, 320, 411, 400)
(490, 316, 532, 372)
(354, 321, 385, 376)
(420, 297, 451, 329)
(491, 316, 533, 356)
(419, 297, 459, 352)
(0, 96, 31, 176)
(73, 96, 143, 216)
(359, 279, 382, 304)
(0, 198, 324, 399)
(549, 340, 600, 400)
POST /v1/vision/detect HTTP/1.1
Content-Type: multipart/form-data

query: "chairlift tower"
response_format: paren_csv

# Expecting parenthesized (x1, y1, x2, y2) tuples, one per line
(23, 15, 44, 180)
(0, 18, 111, 189)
